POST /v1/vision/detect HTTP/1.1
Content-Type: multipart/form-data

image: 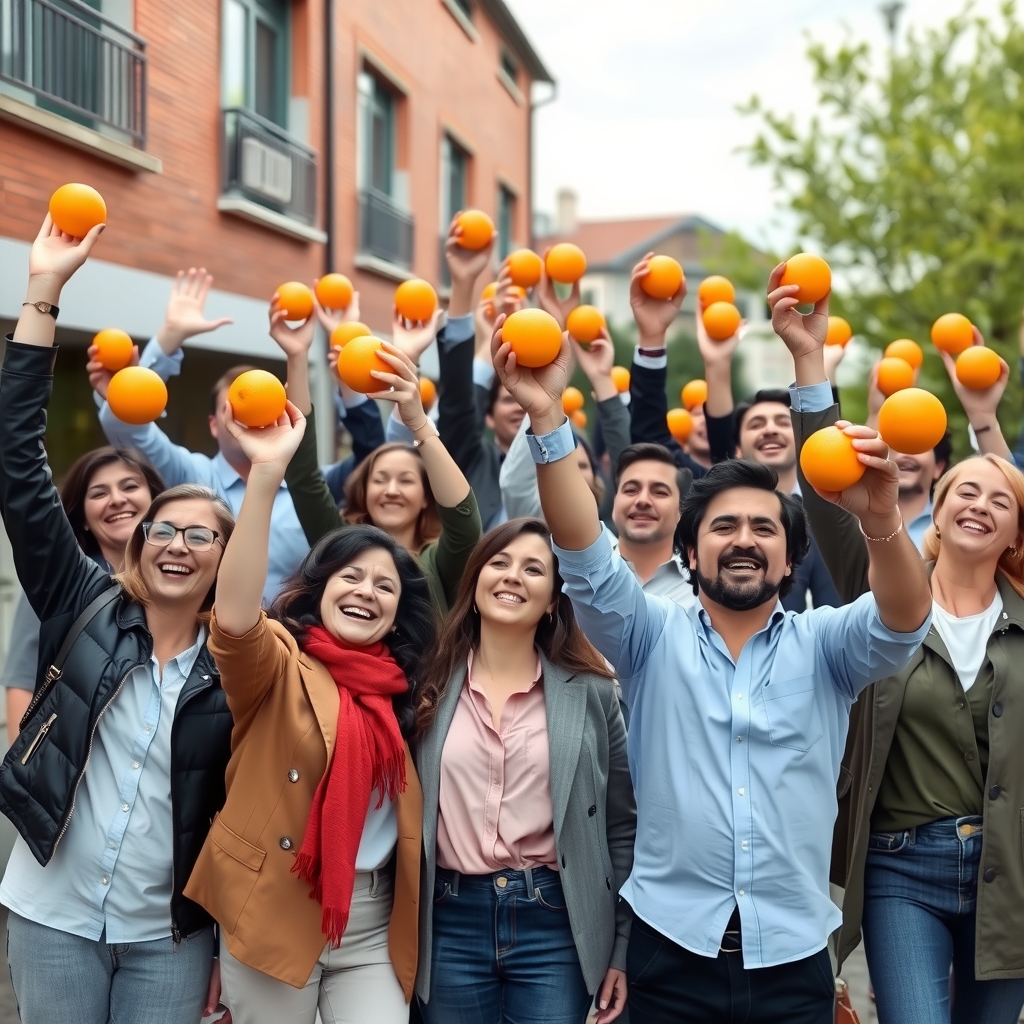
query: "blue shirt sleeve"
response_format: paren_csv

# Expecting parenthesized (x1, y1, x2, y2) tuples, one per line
(137, 338, 184, 380)
(527, 417, 576, 464)
(439, 314, 475, 351)
(788, 380, 835, 414)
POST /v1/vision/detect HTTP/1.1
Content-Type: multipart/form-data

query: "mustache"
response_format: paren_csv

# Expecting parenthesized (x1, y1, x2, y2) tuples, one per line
(718, 547, 768, 572)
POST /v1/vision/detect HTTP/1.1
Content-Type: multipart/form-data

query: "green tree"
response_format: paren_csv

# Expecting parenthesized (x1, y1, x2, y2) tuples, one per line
(743, 1, 1024, 456)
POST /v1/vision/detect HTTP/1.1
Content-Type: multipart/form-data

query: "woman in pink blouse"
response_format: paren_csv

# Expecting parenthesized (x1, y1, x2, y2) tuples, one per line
(413, 518, 636, 1024)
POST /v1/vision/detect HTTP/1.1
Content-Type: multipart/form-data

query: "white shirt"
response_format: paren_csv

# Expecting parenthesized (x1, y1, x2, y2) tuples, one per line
(356, 790, 397, 872)
(930, 594, 1004, 692)
(611, 539, 696, 609)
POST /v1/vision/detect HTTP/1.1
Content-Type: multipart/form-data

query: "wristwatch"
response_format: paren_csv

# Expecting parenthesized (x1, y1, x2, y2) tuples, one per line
(22, 301, 59, 320)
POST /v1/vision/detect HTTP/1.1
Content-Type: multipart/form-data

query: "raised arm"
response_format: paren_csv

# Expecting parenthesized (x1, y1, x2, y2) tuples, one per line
(697, 304, 742, 464)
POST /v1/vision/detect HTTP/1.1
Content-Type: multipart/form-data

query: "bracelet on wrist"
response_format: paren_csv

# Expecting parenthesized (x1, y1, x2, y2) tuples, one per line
(858, 515, 904, 543)
(973, 424, 992, 435)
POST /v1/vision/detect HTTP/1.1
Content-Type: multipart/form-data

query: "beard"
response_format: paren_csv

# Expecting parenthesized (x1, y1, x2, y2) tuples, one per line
(694, 548, 785, 612)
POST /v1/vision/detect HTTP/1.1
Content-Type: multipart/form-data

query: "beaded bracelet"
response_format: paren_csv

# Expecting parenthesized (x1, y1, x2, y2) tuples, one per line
(858, 516, 904, 543)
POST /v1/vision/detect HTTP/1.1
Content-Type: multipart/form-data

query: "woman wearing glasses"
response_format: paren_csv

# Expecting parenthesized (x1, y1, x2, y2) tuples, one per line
(0, 217, 236, 1024)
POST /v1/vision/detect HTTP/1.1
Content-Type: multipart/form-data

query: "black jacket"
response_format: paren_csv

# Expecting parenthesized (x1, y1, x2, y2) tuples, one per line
(0, 341, 232, 940)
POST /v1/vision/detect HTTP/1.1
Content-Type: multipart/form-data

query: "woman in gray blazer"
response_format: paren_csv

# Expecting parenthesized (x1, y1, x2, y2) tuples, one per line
(414, 518, 636, 1024)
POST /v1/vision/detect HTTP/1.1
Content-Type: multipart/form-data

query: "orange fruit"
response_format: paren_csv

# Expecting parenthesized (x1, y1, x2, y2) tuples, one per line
(884, 339, 923, 369)
(228, 369, 287, 429)
(571, 410, 588, 429)
(92, 328, 134, 372)
(876, 357, 916, 397)
(667, 408, 694, 441)
(315, 274, 353, 311)
(507, 249, 543, 289)
(955, 347, 1002, 390)
(500, 309, 562, 368)
(877, 388, 947, 455)
(826, 316, 852, 347)
(395, 279, 437, 322)
(642, 255, 685, 300)
(482, 282, 497, 301)
(931, 313, 973, 355)
(275, 282, 314, 321)
(330, 322, 372, 349)
(779, 253, 831, 305)
(562, 387, 585, 415)
(456, 210, 495, 250)
(419, 377, 437, 411)
(107, 367, 168, 425)
(337, 336, 393, 393)
(681, 379, 708, 410)
(697, 275, 734, 308)
(610, 366, 630, 393)
(566, 305, 606, 344)
(49, 183, 106, 238)
(800, 426, 865, 493)
(545, 243, 587, 284)
(703, 302, 742, 341)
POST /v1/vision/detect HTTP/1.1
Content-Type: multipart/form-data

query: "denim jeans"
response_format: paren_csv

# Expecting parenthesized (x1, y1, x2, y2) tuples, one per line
(6, 912, 214, 1024)
(420, 865, 592, 1024)
(862, 815, 1024, 1024)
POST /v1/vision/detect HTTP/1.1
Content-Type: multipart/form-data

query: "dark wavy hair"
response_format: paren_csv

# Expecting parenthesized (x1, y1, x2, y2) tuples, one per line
(415, 518, 613, 737)
(270, 525, 438, 739)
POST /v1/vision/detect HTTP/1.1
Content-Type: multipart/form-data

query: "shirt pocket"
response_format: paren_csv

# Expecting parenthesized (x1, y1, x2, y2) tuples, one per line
(761, 674, 822, 753)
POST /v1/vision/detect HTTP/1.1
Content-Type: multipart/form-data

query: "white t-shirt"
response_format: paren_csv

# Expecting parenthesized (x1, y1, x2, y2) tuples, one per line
(930, 593, 1004, 692)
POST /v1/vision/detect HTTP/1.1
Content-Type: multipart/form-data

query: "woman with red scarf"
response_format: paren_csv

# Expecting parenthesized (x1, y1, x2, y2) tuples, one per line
(184, 398, 437, 1024)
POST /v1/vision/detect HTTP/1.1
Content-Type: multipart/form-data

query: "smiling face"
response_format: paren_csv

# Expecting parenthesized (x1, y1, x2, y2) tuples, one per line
(689, 486, 791, 612)
(738, 401, 796, 472)
(474, 532, 556, 631)
(487, 386, 526, 451)
(319, 547, 402, 645)
(934, 460, 1021, 563)
(613, 459, 681, 547)
(83, 461, 154, 569)
(365, 449, 428, 536)
(685, 405, 710, 459)
(894, 447, 941, 499)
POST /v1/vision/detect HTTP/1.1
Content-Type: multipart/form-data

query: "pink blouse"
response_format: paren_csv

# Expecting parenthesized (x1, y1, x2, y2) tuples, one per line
(436, 652, 557, 874)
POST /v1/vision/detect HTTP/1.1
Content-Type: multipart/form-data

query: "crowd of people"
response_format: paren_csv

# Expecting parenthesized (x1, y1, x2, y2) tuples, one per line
(0, 207, 1020, 1024)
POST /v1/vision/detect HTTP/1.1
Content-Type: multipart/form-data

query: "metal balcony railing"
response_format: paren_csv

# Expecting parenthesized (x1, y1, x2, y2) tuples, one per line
(0, 0, 147, 143)
(359, 188, 414, 268)
(221, 107, 317, 225)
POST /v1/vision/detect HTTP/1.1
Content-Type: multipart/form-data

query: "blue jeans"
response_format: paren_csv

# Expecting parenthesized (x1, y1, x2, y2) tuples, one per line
(6, 912, 214, 1024)
(862, 815, 1024, 1024)
(420, 865, 592, 1024)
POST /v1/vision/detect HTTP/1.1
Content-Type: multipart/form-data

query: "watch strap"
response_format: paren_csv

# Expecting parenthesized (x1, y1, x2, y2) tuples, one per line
(23, 301, 59, 320)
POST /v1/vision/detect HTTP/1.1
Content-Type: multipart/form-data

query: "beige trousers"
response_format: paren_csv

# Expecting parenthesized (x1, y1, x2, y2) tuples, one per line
(219, 871, 408, 1024)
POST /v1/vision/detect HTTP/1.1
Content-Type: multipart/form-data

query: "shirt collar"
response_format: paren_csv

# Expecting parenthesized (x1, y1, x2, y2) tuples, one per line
(695, 601, 786, 646)
(610, 538, 687, 581)
(466, 648, 543, 693)
(162, 624, 207, 678)
(213, 452, 286, 493)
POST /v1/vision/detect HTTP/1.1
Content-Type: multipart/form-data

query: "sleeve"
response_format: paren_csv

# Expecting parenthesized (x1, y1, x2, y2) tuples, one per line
(499, 416, 543, 520)
(437, 324, 489, 481)
(137, 337, 184, 380)
(0, 342, 109, 624)
(706, 409, 737, 464)
(385, 409, 415, 445)
(283, 405, 346, 546)
(323, 456, 353, 507)
(596, 395, 631, 525)
(340, 395, 385, 467)
(0, 594, 42, 691)
(628, 355, 706, 477)
(420, 491, 483, 610)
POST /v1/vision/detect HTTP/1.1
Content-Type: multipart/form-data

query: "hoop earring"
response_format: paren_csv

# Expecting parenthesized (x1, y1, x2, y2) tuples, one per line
(547, 611, 554, 624)
(472, 602, 479, 615)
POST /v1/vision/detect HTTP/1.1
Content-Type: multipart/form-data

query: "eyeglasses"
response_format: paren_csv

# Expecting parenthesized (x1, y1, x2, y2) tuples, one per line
(142, 521, 221, 552)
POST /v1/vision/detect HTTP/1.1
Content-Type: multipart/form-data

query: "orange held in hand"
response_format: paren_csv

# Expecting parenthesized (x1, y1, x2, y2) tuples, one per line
(456, 210, 494, 250)
(562, 387, 585, 415)
(885, 339, 923, 369)
(107, 367, 168, 425)
(703, 302, 742, 341)
(697, 275, 734, 308)
(610, 366, 630, 393)
(931, 313, 973, 355)
(507, 249, 544, 289)
(826, 317, 852, 347)
(420, 377, 437, 411)
(779, 253, 831, 305)
(337, 336, 392, 394)
(667, 408, 694, 442)
(571, 410, 588, 429)
(876, 357, 915, 397)
(276, 282, 314, 321)
(956, 347, 1002, 390)
(800, 426, 865, 493)
(316, 274, 354, 311)
(228, 370, 287, 429)
(49, 183, 106, 238)
(92, 329, 134, 372)
(395, 279, 437, 322)
(566, 305, 606, 344)
(330, 322, 372, 349)
(641, 256, 685, 300)
(681, 379, 707, 411)
(545, 243, 587, 284)
(501, 309, 563, 368)
(877, 388, 947, 455)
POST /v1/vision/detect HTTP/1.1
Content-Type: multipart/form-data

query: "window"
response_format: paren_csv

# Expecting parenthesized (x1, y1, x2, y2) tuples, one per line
(222, 0, 289, 127)
(358, 71, 397, 197)
(500, 48, 519, 86)
(441, 135, 469, 228)
(497, 185, 516, 261)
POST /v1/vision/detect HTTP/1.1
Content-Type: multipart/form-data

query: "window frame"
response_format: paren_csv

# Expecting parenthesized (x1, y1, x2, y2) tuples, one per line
(221, 0, 291, 129)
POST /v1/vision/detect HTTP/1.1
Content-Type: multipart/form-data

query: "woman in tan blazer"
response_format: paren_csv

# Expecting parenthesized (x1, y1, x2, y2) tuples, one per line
(185, 399, 442, 1024)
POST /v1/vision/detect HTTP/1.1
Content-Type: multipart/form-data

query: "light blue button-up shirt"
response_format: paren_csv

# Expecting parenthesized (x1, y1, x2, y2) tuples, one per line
(97, 339, 309, 604)
(553, 528, 929, 968)
(0, 630, 206, 942)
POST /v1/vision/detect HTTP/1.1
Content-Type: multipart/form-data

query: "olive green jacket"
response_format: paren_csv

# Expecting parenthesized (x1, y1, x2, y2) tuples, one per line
(794, 401, 1024, 980)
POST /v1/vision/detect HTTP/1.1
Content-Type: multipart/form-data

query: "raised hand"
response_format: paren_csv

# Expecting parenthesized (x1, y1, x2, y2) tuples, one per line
(696, 297, 742, 370)
(571, 328, 618, 401)
(491, 316, 571, 428)
(314, 282, 361, 336)
(629, 253, 684, 345)
(823, 339, 847, 383)
(767, 261, 827, 360)
(392, 307, 445, 367)
(445, 214, 495, 287)
(536, 250, 582, 330)
(269, 296, 315, 359)
(366, 343, 430, 431)
(223, 399, 306, 474)
(27, 214, 104, 289)
(87, 343, 140, 400)
(938, 326, 1009, 423)
(157, 268, 233, 354)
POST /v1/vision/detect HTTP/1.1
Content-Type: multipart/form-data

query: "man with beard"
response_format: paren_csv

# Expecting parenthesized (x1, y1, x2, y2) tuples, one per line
(491, 267, 932, 1024)
(892, 439, 950, 550)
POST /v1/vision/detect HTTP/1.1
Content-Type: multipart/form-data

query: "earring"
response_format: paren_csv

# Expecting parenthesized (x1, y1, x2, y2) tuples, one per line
(547, 611, 554, 624)
(472, 602, 479, 615)
(935, 528, 941, 539)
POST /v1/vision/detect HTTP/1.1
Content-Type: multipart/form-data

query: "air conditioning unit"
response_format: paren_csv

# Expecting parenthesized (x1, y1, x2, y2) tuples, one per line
(241, 137, 293, 204)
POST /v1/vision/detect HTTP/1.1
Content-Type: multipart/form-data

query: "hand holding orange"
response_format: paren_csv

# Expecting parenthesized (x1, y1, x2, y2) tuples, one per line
(779, 253, 831, 305)
(697, 275, 734, 308)
(395, 279, 437, 322)
(931, 313, 973, 355)
(703, 302, 742, 341)
(562, 387, 585, 415)
(507, 249, 544, 289)
(825, 317, 852, 347)
(337, 336, 393, 393)
(315, 274, 353, 311)
(92, 329, 134, 371)
(667, 408, 694, 442)
(49, 183, 106, 238)
(955, 347, 1002, 390)
(566, 305, 606, 344)
(610, 366, 630, 393)
(800, 425, 865, 492)
(330, 322, 372, 349)
(875, 357, 915, 397)
(545, 244, 587, 284)
(877, 388, 947, 454)
(107, 367, 168, 425)
(275, 282, 314, 321)
(641, 256, 684, 300)
(681, 379, 708, 410)
(884, 339, 923, 368)
(500, 309, 563, 368)
(228, 370, 287, 428)
(455, 210, 494, 250)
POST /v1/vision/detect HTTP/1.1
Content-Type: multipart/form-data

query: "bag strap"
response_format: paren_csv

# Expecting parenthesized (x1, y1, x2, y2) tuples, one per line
(20, 584, 123, 730)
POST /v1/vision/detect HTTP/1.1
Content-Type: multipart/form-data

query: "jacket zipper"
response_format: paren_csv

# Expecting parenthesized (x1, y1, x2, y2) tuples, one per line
(20, 713, 57, 765)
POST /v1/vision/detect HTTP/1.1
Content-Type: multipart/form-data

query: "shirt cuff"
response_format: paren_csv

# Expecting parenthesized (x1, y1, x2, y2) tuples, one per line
(440, 313, 475, 350)
(473, 357, 496, 390)
(527, 417, 576, 464)
(139, 337, 184, 380)
(788, 380, 834, 413)
(633, 350, 667, 370)
(339, 381, 368, 409)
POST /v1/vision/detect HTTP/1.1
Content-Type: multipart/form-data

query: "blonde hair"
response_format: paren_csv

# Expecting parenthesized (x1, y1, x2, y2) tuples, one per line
(923, 453, 1024, 599)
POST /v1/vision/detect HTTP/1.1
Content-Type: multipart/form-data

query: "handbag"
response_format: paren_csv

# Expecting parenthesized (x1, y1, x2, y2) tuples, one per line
(835, 978, 862, 1024)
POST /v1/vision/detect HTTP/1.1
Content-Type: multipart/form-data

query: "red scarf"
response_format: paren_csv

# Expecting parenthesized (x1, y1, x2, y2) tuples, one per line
(293, 626, 408, 945)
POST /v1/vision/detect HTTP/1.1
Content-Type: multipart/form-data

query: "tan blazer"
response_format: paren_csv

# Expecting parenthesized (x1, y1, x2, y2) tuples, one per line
(184, 612, 422, 995)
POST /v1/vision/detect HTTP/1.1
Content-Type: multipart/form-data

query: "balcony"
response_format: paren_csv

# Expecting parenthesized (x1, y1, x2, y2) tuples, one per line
(358, 189, 414, 271)
(0, 0, 147, 143)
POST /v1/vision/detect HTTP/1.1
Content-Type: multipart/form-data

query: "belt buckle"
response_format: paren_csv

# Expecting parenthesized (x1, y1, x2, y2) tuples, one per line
(720, 929, 742, 954)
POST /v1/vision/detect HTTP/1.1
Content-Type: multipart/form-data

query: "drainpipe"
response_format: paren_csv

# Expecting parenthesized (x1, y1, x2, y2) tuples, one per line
(528, 80, 557, 250)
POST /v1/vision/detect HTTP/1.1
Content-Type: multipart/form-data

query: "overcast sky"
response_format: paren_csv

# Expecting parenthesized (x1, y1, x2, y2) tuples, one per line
(506, 0, 1003, 247)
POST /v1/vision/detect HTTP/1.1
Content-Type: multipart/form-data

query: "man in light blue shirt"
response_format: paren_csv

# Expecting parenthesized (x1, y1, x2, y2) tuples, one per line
(493, 265, 932, 1023)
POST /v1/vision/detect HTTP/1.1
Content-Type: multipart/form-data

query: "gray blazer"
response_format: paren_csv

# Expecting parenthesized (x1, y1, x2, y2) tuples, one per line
(415, 653, 636, 1001)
